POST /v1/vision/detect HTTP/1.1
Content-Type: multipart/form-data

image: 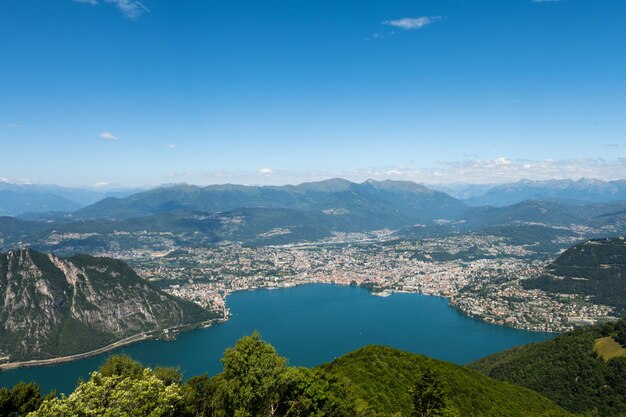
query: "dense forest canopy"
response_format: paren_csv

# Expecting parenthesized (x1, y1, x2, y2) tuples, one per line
(470, 319, 626, 416)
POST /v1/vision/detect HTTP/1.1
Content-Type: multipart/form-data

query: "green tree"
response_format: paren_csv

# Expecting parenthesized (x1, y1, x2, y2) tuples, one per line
(154, 366, 184, 386)
(98, 354, 145, 379)
(276, 367, 360, 417)
(0, 382, 47, 417)
(29, 369, 184, 417)
(410, 369, 455, 417)
(599, 322, 615, 337)
(182, 374, 229, 417)
(211, 332, 364, 417)
(221, 331, 287, 417)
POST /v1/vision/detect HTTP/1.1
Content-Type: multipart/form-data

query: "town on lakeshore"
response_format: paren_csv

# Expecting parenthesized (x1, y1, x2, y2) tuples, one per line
(47, 226, 615, 334)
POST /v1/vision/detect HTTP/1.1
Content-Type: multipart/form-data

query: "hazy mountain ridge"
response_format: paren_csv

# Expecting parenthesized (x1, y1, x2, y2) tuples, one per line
(0, 182, 142, 216)
(74, 179, 468, 223)
(395, 200, 626, 249)
(0, 190, 80, 216)
(1, 179, 626, 255)
(2, 198, 626, 256)
(457, 199, 626, 229)
(437, 179, 626, 207)
(4, 177, 626, 218)
(0, 249, 216, 362)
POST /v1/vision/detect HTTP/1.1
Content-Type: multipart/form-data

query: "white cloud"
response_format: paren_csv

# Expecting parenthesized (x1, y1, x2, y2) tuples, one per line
(73, 0, 149, 19)
(165, 158, 626, 186)
(493, 157, 512, 166)
(419, 157, 626, 184)
(0, 177, 35, 185)
(386, 169, 404, 175)
(165, 144, 176, 149)
(107, 0, 149, 18)
(5, 123, 23, 128)
(99, 131, 119, 141)
(383, 16, 443, 31)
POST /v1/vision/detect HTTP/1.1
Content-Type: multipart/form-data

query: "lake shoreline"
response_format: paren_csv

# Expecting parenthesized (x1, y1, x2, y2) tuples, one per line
(0, 283, 553, 372)
(0, 318, 225, 371)
(0, 284, 555, 394)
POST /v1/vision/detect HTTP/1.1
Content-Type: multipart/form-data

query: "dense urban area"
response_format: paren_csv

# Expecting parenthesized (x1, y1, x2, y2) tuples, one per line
(43, 226, 616, 333)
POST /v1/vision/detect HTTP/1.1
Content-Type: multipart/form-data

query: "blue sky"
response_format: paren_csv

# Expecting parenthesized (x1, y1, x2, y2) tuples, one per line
(1, 0, 625, 186)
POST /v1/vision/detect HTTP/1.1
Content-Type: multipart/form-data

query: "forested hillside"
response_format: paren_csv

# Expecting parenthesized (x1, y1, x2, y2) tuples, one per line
(470, 319, 626, 416)
(321, 345, 569, 417)
(524, 237, 626, 315)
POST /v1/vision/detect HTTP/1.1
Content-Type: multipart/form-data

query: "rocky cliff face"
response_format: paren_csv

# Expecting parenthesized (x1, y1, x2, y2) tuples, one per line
(0, 249, 215, 361)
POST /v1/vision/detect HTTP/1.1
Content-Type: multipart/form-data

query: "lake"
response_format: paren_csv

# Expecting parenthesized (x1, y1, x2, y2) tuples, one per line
(0, 284, 554, 394)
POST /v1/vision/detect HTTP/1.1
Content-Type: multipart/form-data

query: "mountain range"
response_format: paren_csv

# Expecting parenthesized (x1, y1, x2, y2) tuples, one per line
(436, 178, 626, 207)
(73, 179, 467, 224)
(1, 179, 626, 255)
(3, 178, 626, 218)
(0, 181, 141, 216)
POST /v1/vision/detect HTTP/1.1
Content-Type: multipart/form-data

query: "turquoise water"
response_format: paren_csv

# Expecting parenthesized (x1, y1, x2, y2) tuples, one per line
(0, 284, 554, 394)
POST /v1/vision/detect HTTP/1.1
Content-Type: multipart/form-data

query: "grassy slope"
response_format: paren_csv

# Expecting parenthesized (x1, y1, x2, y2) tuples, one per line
(320, 345, 570, 417)
(595, 337, 626, 361)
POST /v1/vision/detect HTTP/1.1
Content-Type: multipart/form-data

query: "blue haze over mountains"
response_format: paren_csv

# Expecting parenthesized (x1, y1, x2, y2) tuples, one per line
(74, 179, 466, 223)
(0, 181, 141, 217)
(1, 178, 626, 255)
(0, 178, 624, 222)
(435, 179, 626, 207)
(3, 178, 626, 218)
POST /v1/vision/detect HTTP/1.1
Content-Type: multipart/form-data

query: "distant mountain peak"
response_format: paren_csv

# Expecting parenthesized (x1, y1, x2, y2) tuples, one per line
(292, 178, 355, 192)
(436, 178, 626, 207)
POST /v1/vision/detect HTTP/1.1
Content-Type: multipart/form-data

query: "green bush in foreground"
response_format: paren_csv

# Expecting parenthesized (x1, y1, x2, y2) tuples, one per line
(29, 370, 184, 417)
(181, 332, 364, 417)
(25, 333, 363, 417)
(0, 382, 50, 417)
